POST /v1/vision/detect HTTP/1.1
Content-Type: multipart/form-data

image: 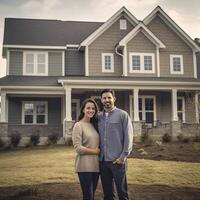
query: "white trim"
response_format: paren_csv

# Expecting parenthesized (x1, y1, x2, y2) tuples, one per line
(193, 51, 197, 78)
(195, 93, 199, 123)
(123, 45, 128, 76)
(72, 99, 80, 121)
(170, 55, 184, 74)
(62, 51, 65, 76)
(120, 19, 127, 30)
(6, 50, 10, 76)
(129, 53, 155, 73)
(171, 88, 178, 121)
(80, 7, 138, 47)
(102, 53, 114, 73)
(177, 97, 185, 123)
(65, 87, 72, 121)
(22, 101, 48, 125)
(156, 47, 160, 77)
(119, 23, 166, 48)
(0, 91, 8, 122)
(143, 6, 200, 52)
(58, 79, 200, 87)
(85, 46, 89, 76)
(129, 95, 133, 120)
(3, 44, 66, 49)
(23, 51, 48, 76)
(66, 44, 79, 48)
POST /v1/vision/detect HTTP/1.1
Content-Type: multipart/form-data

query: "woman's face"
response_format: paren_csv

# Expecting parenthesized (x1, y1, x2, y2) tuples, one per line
(83, 102, 96, 119)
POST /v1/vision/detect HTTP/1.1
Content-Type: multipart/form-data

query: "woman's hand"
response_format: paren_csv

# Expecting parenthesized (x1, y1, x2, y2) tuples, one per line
(94, 147, 100, 155)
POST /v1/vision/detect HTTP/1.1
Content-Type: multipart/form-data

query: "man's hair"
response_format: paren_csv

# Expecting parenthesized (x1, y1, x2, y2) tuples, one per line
(100, 89, 115, 97)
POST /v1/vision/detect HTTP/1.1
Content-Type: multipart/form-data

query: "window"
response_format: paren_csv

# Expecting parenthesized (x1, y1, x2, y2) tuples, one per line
(170, 55, 183, 74)
(22, 102, 48, 124)
(120, 19, 127, 30)
(129, 95, 156, 124)
(102, 53, 114, 72)
(129, 53, 155, 73)
(23, 52, 48, 75)
(139, 96, 156, 124)
(177, 97, 185, 122)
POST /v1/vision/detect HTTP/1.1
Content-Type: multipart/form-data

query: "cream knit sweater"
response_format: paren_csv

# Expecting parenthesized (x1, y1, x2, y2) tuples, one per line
(72, 121, 99, 172)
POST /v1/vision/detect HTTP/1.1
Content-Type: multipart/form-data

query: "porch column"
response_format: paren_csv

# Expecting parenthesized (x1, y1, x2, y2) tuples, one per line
(195, 92, 199, 123)
(1, 91, 8, 122)
(65, 87, 72, 121)
(133, 88, 139, 121)
(171, 88, 181, 139)
(132, 88, 141, 136)
(63, 87, 74, 144)
(171, 88, 178, 121)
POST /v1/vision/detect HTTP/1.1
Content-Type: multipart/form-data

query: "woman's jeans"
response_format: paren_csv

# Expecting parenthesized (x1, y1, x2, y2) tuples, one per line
(78, 172, 99, 200)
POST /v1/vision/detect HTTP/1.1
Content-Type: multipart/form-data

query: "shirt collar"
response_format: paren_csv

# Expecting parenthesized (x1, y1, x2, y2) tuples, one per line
(103, 106, 116, 116)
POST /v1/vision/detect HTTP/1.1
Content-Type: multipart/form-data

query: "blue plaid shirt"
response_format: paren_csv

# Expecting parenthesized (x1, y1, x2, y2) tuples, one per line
(98, 107, 133, 161)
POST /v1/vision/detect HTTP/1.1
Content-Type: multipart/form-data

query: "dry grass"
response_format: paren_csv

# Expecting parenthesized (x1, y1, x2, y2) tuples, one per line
(0, 146, 200, 188)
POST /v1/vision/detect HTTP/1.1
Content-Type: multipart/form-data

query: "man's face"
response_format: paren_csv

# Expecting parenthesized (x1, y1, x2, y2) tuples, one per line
(101, 92, 116, 110)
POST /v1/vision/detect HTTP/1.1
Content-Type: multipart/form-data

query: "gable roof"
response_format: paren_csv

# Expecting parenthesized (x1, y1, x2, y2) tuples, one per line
(143, 6, 200, 52)
(119, 22, 166, 48)
(3, 18, 103, 46)
(80, 6, 139, 47)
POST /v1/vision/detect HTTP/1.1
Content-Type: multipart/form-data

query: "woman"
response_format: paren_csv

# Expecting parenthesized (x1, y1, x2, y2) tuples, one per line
(72, 98, 100, 200)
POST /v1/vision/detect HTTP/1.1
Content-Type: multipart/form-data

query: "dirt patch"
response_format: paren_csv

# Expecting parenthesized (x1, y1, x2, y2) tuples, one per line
(130, 142, 200, 163)
(0, 143, 200, 200)
(0, 183, 200, 200)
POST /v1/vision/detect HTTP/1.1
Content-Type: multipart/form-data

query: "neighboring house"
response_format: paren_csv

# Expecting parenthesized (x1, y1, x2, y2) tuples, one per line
(0, 6, 200, 140)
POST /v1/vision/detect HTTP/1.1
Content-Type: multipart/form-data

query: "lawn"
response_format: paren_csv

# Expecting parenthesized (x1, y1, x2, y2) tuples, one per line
(0, 145, 200, 200)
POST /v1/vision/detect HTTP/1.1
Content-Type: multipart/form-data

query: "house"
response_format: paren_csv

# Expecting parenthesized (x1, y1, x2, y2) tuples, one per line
(0, 6, 200, 143)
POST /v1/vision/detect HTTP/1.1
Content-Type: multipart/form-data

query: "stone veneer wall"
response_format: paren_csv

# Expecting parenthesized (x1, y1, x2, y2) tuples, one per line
(0, 123, 8, 137)
(8, 125, 63, 137)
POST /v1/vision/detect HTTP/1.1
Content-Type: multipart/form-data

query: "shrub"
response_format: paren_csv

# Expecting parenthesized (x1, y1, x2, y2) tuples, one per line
(141, 132, 149, 143)
(193, 134, 200, 143)
(140, 132, 153, 146)
(30, 134, 40, 146)
(162, 133, 171, 143)
(177, 134, 191, 143)
(0, 138, 4, 148)
(48, 132, 59, 144)
(11, 131, 21, 146)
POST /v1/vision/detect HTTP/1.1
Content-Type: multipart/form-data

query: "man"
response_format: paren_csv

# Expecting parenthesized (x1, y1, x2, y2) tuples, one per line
(98, 89, 133, 200)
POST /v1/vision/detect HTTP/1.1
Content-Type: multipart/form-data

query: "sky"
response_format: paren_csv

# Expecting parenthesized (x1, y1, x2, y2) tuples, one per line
(0, 0, 200, 77)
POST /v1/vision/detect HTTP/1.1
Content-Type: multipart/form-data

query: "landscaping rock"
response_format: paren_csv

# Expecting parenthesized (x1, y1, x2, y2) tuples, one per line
(18, 137, 30, 147)
(57, 137, 65, 145)
(38, 137, 49, 146)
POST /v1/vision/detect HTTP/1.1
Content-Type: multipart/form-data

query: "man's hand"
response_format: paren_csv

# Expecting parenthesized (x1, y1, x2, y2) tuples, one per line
(113, 158, 126, 164)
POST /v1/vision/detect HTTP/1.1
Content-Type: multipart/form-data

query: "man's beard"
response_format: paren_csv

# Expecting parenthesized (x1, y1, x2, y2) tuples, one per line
(104, 102, 112, 109)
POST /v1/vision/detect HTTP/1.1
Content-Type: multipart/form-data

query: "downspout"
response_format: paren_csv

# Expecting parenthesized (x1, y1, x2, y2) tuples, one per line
(115, 43, 125, 76)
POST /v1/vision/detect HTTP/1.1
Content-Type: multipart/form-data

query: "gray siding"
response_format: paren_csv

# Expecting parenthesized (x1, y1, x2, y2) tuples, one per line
(127, 32, 157, 77)
(8, 50, 63, 76)
(65, 50, 85, 75)
(147, 16, 194, 78)
(88, 15, 134, 76)
(8, 97, 61, 125)
(9, 51, 23, 75)
(48, 52, 63, 76)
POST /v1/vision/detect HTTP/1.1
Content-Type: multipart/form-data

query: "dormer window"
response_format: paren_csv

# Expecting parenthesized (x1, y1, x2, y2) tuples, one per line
(102, 53, 114, 72)
(120, 19, 127, 30)
(170, 55, 184, 74)
(23, 51, 48, 76)
(129, 53, 155, 73)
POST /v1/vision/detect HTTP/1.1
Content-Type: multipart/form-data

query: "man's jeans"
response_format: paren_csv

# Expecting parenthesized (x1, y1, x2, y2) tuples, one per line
(100, 161, 129, 200)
